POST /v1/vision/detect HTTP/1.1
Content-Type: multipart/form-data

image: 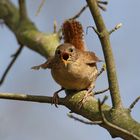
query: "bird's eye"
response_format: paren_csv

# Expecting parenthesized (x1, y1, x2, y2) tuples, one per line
(57, 49, 61, 55)
(69, 47, 74, 52)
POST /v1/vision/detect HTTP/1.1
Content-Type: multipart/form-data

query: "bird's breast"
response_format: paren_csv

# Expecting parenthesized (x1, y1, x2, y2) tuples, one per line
(51, 60, 98, 90)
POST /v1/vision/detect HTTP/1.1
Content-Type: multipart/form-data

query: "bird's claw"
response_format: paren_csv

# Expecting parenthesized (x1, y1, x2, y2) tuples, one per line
(52, 92, 60, 108)
(78, 92, 93, 109)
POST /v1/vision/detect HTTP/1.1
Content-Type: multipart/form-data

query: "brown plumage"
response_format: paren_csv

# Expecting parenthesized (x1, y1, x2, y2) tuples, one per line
(62, 20, 85, 51)
(32, 20, 101, 107)
(32, 43, 101, 90)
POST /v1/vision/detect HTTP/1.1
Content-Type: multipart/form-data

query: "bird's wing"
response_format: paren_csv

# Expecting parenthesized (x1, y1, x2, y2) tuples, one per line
(83, 51, 102, 66)
(31, 57, 54, 70)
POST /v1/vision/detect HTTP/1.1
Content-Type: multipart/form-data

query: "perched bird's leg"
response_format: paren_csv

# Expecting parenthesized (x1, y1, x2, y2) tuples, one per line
(52, 87, 64, 108)
(31, 61, 48, 70)
(78, 85, 94, 108)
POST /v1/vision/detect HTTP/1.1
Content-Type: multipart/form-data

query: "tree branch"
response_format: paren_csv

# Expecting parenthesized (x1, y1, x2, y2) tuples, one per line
(67, 113, 102, 125)
(94, 88, 109, 95)
(98, 98, 140, 140)
(1, 0, 140, 139)
(18, 0, 27, 20)
(0, 92, 54, 103)
(0, 91, 140, 139)
(0, 0, 60, 58)
(0, 45, 23, 85)
(86, 0, 123, 109)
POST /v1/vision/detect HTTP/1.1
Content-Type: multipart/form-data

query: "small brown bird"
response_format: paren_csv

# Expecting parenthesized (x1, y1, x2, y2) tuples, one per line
(32, 43, 101, 106)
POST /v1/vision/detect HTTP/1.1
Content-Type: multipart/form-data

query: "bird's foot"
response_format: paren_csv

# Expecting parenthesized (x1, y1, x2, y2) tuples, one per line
(52, 92, 60, 108)
(51, 88, 64, 108)
(78, 91, 93, 109)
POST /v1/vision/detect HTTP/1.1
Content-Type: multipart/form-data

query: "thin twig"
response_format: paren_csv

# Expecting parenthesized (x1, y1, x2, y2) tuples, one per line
(68, 113, 102, 125)
(97, 63, 106, 77)
(98, 0, 108, 5)
(94, 88, 109, 95)
(98, 98, 140, 140)
(0, 46, 23, 85)
(97, 0, 108, 11)
(59, 5, 88, 39)
(19, 0, 27, 20)
(69, 5, 88, 20)
(129, 96, 140, 111)
(86, 26, 102, 37)
(69, 0, 108, 20)
(35, 0, 46, 16)
(53, 19, 57, 33)
(100, 96, 108, 105)
(97, 4, 106, 11)
(109, 23, 123, 34)
(0, 92, 65, 106)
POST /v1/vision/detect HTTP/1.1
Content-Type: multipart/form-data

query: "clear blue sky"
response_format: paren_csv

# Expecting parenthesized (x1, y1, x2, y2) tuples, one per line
(0, 0, 140, 140)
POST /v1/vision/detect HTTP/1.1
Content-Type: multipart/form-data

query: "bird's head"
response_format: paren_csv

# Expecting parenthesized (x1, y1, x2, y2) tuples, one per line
(55, 43, 77, 67)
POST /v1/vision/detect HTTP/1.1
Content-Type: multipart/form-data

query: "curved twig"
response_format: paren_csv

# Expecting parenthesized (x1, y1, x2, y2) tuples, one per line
(0, 46, 23, 86)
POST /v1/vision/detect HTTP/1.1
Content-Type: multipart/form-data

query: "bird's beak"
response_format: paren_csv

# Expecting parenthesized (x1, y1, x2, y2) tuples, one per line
(61, 52, 70, 67)
(62, 59, 68, 67)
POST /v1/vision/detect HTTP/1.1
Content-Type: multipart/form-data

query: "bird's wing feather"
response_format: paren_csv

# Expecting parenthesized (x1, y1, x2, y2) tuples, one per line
(31, 57, 54, 70)
(83, 51, 102, 66)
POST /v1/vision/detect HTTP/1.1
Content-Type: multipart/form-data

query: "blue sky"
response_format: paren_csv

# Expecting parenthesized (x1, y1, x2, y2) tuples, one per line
(0, 0, 140, 140)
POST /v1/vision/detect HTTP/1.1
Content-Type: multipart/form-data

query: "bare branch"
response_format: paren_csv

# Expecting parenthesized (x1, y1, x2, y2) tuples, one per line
(86, 26, 101, 36)
(0, 92, 64, 105)
(86, 0, 123, 109)
(98, 98, 140, 140)
(0, 46, 23, 86)
(129, 96, 140, 111)
(69, 0, 108, 21)
(109, 23, 123, 34)
(53, 19, 57, 33)
(0, 90, 140, 139)
(98, 0, 108, 5)
(97, 0, 108, 11)
(0, 0, 60, 58)
(1, 1, 140, 139)
(68, 113, 102, 125)
(69, 5, 88, 20)
(18, 0, 27, 20)
(97, 4, 106, 11)
(97, 63, 106, 77)
(35, 0, 46, 16)
(94, 88, 109, 95)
